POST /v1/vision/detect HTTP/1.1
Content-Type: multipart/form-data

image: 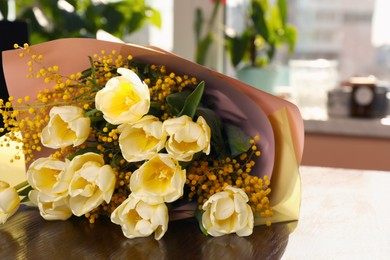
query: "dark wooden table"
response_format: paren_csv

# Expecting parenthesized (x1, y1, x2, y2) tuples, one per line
(1, 166, 390, 260)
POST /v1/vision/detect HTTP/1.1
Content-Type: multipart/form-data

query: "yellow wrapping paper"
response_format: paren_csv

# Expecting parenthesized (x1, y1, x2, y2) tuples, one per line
(255, 108, 301, 225)
(2, 38, 304, 225)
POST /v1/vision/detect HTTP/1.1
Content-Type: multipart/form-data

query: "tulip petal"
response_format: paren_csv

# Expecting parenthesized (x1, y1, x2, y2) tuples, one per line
(214, 197, 235, 220)
(135, 219, 154, 236)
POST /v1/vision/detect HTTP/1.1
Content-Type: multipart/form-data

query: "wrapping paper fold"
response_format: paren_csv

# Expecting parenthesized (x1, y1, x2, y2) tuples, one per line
(2, 38, 304, 225)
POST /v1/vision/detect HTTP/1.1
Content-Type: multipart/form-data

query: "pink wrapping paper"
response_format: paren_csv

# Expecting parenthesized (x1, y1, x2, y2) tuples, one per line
(3, 38, 304, 224)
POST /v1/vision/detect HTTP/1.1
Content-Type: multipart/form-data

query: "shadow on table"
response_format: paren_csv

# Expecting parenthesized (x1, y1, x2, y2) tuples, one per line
(0, 206, 297, 260)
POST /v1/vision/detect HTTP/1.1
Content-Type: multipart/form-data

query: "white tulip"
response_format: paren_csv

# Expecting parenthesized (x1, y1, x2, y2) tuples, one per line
(95, 68, 150, 125)
(0, 180, 20, 224)
(111, 195, 168, 240)
(27, 157, 70, 199)
(29, 190, 72, 221)
(202, 186, 254, 237)
(67, 153, 116, 216)
(163, 115, 211, 161)
(119, 115, 167, 162)
(41, 106, 90, 149)
(130, 154, 186, 204)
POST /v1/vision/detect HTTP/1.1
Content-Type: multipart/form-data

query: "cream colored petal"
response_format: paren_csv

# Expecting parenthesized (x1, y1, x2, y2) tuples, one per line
(0, 187, 20, 213)
(51, 106, 84, 122)
(236, 205, 254, 237)
(117, 68, 146, 89)
(152, 204, 168, 240)
(214, 197, 235, 220)
(135, 219, 154, 236)
(135, 200, 154, 220)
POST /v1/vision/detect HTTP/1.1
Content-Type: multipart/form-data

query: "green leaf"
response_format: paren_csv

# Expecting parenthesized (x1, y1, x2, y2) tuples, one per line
(268, 6, 283, 36)
(196, 33, 214, 65)
(178, 81, 205, 118)
(85, 4, 98, 32)
(58, 9, 85, 34)
(80, 68, 93, 81)
(285, 25, 298, 53)
(194, 8, 203, 42)
(18, 185, 33, 197)
(147, 8, 162, 28)
(127, 11, 146, 34)
(20, 196, 30, 203)
(68, 147, 100, 161)
(194, 208, 208, 236)
(101, 3, 126, 33)
(166, 90, 191, 115)
(267, 43, 276, 62)
(277, 0, 287, 27)
(224, 123, 251, 158)
(147, 101, 163, 117)
(85, 108, 99, 118)
(226, 32, 251, 67)
(14, 181, 29, 191)
(251, 0, 269, 42)
(67, 0, 78, 8)
(89, 114, 104, 122)
(0, 0, 8, 20)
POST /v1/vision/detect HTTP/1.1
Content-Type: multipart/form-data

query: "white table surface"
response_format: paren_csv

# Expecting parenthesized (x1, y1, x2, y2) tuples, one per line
(283, 166, 390, 260)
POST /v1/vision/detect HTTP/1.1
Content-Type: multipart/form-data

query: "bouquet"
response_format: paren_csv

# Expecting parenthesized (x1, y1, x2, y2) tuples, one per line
(0, 38, 303, 239)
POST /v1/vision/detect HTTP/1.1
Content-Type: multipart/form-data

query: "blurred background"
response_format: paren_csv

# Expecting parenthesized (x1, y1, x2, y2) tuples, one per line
(2, 0, 390, 172)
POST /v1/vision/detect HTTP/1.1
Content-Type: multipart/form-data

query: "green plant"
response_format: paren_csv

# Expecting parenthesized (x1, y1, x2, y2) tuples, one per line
(194, 0, 225, 66)
(0, 0, 10, 20)
(4, 0, 161, 44)
(226, 0, 297, 69)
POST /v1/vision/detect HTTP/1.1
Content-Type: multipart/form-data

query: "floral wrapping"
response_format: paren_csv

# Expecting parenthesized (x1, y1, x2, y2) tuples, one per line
(1, 38, 304, 238)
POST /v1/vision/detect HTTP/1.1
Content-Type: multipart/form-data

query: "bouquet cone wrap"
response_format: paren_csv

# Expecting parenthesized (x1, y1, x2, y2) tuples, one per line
(2, 38, 303, 225)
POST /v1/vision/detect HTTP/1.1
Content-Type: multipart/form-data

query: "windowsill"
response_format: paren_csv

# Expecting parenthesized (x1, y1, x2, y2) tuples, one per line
(304, 116, 390, 139)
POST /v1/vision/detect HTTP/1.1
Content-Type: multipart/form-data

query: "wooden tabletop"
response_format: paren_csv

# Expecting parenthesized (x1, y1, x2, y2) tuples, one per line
(1, 166, 390, 260)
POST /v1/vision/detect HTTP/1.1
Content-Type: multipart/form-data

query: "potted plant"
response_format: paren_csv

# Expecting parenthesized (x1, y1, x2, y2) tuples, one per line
(225, 0, 297, 94)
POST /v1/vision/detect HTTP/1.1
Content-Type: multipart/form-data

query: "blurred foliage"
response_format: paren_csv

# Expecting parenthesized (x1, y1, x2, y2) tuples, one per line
(194, 0, 223, 66)
(225, 0, 297, 68)
(2, 0, 161, 44)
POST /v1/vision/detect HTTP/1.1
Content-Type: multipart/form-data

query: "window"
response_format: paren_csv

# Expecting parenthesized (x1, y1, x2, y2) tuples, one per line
(124, 0, 174, 52)
(291, 0, 382, 81)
